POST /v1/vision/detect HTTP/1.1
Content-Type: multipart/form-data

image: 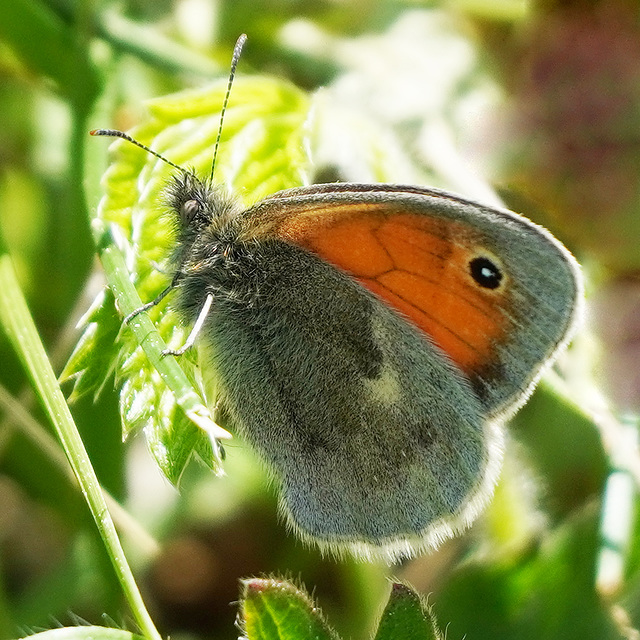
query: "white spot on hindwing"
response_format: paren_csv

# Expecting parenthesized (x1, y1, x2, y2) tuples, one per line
(362, 359, 402, 407)
(360, 311, 403, 408)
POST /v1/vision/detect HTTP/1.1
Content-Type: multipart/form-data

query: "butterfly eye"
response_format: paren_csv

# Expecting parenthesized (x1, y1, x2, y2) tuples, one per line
(181, 199, 200, 225)
(469, 256, 503, 290)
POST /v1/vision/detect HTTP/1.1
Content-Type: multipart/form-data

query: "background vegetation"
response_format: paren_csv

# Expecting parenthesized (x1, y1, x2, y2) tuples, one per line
(1, 0, 640, 639)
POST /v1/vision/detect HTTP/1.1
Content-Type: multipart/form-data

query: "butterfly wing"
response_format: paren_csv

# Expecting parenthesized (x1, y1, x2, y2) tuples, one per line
(200, 236, 498, 561)
(194, 183, 580, 560)
(243, 183, 582, 417)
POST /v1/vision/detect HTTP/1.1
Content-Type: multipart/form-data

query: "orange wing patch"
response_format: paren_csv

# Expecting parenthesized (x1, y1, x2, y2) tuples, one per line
(276, 206, 511, 376)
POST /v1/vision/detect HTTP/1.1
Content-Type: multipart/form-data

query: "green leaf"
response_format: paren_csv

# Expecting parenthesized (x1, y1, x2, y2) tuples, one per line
(59, 288, 121, 401)
(19, 626, 145, 640)
(374, 583, 442, 640)
(240, 578, 340, 640)
(239, 578, 443, 640)
(143, 397, 217, 485)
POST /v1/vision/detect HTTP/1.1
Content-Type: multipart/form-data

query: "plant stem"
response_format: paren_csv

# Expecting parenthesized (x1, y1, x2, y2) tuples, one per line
(0, 252, 162, 640)
(94, 221, 230, 447)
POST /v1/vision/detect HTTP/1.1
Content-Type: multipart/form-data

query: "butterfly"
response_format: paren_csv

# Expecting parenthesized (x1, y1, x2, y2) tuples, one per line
(92, 35, 582, 562)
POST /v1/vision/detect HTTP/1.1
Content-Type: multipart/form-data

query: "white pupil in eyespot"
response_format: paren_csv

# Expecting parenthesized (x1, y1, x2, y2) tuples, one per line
(469, 256, 502, 290)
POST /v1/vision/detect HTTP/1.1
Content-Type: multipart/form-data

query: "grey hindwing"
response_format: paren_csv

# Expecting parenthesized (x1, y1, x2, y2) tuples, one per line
(200, 239, 488, 544)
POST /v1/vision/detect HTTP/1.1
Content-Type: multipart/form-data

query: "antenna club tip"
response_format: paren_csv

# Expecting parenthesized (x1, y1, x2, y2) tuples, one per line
(234, 33, 248, 55)
(90, 128, 116, 137)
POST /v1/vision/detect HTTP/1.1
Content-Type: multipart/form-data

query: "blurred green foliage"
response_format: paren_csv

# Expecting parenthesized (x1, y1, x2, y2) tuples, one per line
(0, 1, 638, 640)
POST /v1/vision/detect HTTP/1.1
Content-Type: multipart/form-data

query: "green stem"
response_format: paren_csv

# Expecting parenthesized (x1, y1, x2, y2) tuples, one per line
(94, 221, 230, 448)
(0, 253, 162, 640)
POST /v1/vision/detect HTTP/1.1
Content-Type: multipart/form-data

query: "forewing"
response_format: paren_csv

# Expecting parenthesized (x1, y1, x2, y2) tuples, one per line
(243, 183, 582, 415)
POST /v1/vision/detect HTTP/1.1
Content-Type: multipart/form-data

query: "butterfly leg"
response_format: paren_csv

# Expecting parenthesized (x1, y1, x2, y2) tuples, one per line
(162, 292, 214, 357)
(124, 284, 175, 324)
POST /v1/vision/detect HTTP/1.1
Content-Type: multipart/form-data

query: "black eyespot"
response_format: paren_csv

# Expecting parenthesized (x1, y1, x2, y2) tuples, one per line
(181, 199, 200, 225)
(469, 256, 503, 289)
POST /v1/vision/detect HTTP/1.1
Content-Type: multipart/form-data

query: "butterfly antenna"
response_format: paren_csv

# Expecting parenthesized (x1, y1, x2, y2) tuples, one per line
(209, 33, 247, 184)
(91, 34, 247, 180)
(89, 128, 188, 175)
